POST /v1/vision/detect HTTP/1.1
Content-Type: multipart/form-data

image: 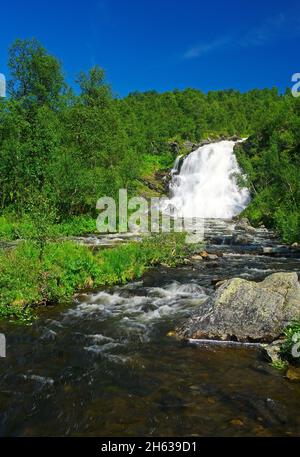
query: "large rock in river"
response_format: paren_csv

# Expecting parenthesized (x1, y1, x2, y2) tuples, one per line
(177, 272, 300, 342)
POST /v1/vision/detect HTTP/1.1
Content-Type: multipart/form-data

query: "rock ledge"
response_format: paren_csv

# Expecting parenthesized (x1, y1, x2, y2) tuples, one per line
(177, 272, 300, 343)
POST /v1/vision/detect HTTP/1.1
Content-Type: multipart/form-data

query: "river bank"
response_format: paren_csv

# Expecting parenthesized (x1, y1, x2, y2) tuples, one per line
(1, 218, 300, 436)
(0, 233, 193, 321)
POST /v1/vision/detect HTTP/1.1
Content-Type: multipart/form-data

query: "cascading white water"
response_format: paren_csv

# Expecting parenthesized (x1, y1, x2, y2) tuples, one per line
(168, 140, 250, 219)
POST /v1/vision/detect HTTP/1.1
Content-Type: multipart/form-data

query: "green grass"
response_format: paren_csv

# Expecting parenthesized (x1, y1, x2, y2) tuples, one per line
(0, 214, 97, 241)
(0, 233, 189, 322)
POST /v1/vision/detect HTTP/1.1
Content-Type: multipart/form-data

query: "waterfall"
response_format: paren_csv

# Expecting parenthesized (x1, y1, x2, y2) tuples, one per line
(167, 140, 250, 219)
(170, 155, 183, 176)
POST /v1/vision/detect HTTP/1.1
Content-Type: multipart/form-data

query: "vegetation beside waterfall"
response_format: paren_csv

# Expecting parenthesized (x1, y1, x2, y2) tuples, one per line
(235, 99, 300, 243)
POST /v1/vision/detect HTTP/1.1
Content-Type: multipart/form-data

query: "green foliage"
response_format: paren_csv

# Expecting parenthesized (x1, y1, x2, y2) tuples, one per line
(0, 234, 187, 322)
(119, 88, 280, 157)
(0, 214, 98, 242)
(0, 216, 15, 240)
(76, 65, 112, 106)
(0, 242, 41, 315)
(42, 242, 101, 301)
(8, 38, 64, 107)
(0, 304, 34, 323)
(274, 209, 300, 243)
(271, 360, 289, 371)
(280, 322, 300, 364)
(57, 215, 97, 236)
(0, 40, 141, 220)
(142, 153, 174, 175)
(236, 96, 300, 242)
(23, 193, 58, 258)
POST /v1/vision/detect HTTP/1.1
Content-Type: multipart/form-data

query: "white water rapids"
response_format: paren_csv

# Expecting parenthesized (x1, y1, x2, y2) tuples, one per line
(167, 140, 250, 219)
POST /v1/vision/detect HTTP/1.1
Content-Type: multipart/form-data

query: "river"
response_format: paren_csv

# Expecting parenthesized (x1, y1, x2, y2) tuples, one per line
(1, 219, 300, 436)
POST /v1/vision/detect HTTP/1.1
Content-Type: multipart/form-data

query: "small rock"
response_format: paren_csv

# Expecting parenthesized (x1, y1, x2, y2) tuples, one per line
(235, 217, 256, 234)
(207, 254, 219, 261)
(263, 247, 274, 254)
(190, 255, 203, 261)
(241, 217, 250, 224)
(286, 366, 300, 382)
(184, 258, 192, 265)
(262, 340, 283, 363)
(199, 251, 208, 258)
(292, 242, 299, 248)
(246, 225, 256, 235)
(232, 234, 252, 245)
(40, 329, 57, 342)
(230, 419, 244, 427)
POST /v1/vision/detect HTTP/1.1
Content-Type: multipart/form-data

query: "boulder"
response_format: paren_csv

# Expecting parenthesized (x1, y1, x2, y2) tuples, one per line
(182, 140, 195, 153)
(190, 255, 203, 261)
(177, 272, 300, 343)
(206, 254, 219, 261)
(235, 217, 250, 228)
(199, 251, 209, 258)
(286, 366, 300, 381)
(235, 218, 256, 234)
(231, 233, 252, 245)
(263, 247, 274, 254)
(262, 340, 283, 364)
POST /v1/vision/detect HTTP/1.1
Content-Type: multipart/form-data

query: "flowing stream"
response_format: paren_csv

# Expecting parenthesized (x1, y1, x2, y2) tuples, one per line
(1, 142, 300, 436)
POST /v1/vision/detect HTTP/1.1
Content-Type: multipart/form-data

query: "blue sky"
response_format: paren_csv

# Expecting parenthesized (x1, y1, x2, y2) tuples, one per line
(0, 0, 299, 96)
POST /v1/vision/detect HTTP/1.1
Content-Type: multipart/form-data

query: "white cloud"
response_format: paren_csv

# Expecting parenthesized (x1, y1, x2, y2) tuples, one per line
(240, 13, 287, 47)
(183, 12, 297, 60)
(184, 37, 230, 59)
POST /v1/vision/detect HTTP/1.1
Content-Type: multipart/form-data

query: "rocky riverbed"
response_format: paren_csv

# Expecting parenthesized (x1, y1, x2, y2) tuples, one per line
(1, 219, 300, 436)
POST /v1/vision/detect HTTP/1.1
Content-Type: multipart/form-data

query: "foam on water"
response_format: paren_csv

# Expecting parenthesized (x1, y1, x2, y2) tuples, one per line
(63, 280, 208, 345)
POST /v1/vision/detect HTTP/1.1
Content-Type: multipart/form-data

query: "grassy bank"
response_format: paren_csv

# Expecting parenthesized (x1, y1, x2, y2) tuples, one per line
(0, 233, 190, 322)
(0, 214, 98, 241)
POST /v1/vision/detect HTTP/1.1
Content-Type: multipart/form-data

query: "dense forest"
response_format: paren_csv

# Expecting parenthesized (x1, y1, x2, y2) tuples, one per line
(0, 38, 299, 242)
(236, 99, 300, 242)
